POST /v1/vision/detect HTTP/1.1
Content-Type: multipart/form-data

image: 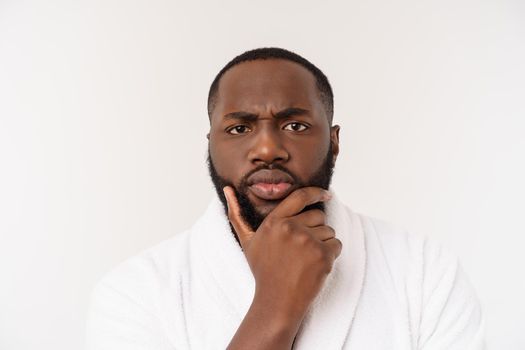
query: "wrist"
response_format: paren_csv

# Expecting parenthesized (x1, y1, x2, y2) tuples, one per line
(250, 290, 305, 336)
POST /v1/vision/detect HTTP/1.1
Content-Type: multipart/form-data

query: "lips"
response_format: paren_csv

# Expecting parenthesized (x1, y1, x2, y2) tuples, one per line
(246, 169, 295, 201)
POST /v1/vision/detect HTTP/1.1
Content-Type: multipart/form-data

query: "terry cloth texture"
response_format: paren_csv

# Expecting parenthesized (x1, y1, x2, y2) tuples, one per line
(86, 192, 485, 349)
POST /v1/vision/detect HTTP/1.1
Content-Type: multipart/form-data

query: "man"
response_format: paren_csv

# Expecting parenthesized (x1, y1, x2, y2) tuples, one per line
(86, 48, 485, 349)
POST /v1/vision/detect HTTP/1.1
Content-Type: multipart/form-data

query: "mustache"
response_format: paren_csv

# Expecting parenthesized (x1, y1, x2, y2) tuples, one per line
(238, 163, 302, 189)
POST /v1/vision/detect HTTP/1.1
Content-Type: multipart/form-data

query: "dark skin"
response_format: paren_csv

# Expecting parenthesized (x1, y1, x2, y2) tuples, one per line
(208, 59, 342, 349)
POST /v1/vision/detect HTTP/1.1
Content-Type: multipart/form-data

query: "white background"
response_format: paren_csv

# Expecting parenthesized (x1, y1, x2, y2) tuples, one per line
(1, 0, 524, 349)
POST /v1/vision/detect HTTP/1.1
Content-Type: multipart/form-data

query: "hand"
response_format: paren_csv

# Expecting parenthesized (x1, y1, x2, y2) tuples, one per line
(223, 186, 343, 324)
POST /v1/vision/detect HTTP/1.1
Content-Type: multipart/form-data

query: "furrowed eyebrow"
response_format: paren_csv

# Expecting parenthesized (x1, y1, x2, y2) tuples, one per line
(273, 107, 310, 119)
(222, 111, 258, 122)
(222, 107, 310, 122)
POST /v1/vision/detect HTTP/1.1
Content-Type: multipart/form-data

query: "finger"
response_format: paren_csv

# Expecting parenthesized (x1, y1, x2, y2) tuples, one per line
(309, 225, 336, 242)
(223, 186, 254, 249)
(294, 209, 326, 227)
(272, 187, 332, 218)
(323, 237, 343, 259)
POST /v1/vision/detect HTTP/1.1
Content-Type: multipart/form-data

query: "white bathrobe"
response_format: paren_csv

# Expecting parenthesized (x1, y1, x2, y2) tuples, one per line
(86, 193, 485, 349)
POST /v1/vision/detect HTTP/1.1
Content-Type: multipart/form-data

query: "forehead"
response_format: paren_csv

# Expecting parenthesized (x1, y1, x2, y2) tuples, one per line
(214, 59, 322, 115)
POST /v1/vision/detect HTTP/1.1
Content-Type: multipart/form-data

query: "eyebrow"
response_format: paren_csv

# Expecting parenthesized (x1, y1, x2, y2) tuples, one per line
(222, 107, 310, 122)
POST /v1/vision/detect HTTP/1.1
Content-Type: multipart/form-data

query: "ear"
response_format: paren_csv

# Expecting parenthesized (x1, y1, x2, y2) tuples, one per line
(330, 125, 340, 163)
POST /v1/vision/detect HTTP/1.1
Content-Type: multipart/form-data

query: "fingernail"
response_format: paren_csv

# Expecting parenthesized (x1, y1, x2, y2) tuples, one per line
(323, 190, 332, 200)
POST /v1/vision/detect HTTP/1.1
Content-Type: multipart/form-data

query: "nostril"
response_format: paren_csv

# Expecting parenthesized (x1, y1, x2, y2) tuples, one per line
(250, 150, 289, 165)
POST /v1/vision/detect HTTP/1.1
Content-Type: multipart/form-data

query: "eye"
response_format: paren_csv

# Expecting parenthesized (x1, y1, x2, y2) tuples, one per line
(227, 125, 252, 135)
(283, 122, 309, 132)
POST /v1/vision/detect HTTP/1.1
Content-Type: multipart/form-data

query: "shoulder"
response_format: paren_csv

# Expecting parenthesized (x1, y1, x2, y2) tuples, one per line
(352, 211, 485, 349)
(89, 230, 191, 315)
(352, 211, 455, 272)
(86, 231, 192, 349)
(355, 211, 470, 299)
(100, 230, 190, 286)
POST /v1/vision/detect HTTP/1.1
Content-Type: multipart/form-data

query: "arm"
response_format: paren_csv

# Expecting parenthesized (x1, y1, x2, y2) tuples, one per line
(227, 292, 302, 350)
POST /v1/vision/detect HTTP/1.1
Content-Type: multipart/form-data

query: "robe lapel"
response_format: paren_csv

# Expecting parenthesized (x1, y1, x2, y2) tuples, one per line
(292, 194, 366, 349)
(188, 197, 255, 347)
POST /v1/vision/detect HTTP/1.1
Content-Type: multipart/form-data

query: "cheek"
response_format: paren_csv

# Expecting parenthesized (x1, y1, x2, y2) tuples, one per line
(209, 139, 246, 180)
(289, 141, 329, 176)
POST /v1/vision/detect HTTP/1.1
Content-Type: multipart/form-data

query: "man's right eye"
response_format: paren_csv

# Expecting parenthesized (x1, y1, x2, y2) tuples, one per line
(227, 125, 252, 135)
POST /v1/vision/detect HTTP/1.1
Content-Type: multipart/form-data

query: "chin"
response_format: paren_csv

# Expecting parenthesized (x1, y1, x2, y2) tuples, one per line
(254, 201, 280, 217)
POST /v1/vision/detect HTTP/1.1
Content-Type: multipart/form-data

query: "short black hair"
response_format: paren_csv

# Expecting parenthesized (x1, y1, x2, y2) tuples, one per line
(207, 47, 334, 123)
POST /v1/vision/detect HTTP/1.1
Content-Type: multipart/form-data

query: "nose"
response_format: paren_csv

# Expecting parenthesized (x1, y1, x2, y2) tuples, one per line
(247, 124, 289, 166)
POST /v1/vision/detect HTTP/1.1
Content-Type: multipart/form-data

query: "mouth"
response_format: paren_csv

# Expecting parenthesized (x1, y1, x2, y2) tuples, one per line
(246, 169, 295, 201)
(249, 182, 293, 201)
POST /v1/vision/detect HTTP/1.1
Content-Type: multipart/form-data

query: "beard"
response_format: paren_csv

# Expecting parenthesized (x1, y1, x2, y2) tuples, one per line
(207, 144, 335, 246)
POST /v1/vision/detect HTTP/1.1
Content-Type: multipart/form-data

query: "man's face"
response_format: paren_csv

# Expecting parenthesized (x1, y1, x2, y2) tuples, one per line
(208, 59, 340, 231)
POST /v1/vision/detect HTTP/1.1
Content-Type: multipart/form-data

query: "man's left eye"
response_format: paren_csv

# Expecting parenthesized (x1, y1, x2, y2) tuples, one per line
(283, 122, 309, 132)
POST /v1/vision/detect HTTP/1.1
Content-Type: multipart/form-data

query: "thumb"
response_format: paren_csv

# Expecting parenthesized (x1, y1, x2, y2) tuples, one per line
(223, 186, 254, 250)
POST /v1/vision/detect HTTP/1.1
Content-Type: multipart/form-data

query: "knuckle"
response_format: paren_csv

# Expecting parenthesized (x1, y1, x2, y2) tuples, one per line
(292, 230, 309, 245)
(310, 209, 325, 221)
(336, 238, 343, 252)
(280, 220, 294, 235)
(299, 231, 312, 245)
(331, 239, 343, 258)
